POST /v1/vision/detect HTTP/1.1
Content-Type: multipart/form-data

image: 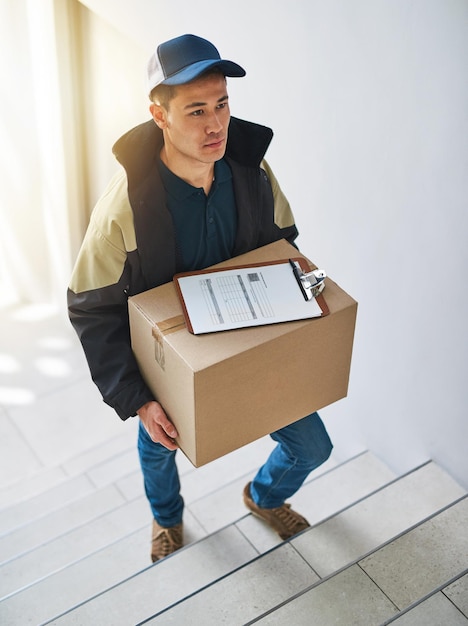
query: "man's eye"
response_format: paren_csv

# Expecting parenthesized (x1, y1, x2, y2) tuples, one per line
(191, 109, 203, 116)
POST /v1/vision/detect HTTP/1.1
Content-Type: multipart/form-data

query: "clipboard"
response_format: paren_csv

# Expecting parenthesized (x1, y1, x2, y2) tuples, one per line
(173, 257, 329, 335)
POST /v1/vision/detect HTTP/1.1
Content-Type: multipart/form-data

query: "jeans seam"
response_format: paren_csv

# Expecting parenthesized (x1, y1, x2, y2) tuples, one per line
(256, 455, 299, 508)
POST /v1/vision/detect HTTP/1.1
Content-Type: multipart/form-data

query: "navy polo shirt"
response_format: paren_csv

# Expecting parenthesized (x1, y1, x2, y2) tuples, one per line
(158, 158, 237, 272)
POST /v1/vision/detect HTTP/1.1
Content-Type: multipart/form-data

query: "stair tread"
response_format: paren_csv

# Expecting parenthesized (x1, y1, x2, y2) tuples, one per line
(165, 561, 400, 626)
(0, 484, 126, 564)
(0, 451, 386, 621)
(252, 498, 468, 626)
(359, 497, 468, 609)
(443, 573, 468, 620)
(3, 459, 460, 625)
(0, 497, 209, 600)
(0, 429, 274, 535)
(0, 435, 275, 561)
(0, 497, 149, 598)
(139, 496, 468, 625)
(387, 590, 468, 626)
(0, 451, 386, 596)
(0, 473, 97, 537)
(236, 450, 396, 553)
(0, 424, 138, 513)
(289, 460, 466, 577)
(0, 525, 258, 625)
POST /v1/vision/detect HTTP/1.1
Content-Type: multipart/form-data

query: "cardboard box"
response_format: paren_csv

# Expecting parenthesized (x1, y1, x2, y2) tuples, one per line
(128, 239, 357, 467)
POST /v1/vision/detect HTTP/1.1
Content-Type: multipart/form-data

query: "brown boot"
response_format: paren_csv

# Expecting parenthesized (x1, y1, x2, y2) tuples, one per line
(151, 520, 183, 562)
(243, 482, 310, 540)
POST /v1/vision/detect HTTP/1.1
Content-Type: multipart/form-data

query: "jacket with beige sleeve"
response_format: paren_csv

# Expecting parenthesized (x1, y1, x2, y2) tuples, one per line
(67, 116, 298, 419)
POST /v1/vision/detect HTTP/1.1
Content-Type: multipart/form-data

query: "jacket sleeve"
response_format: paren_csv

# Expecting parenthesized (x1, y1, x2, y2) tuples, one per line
(261, 159, 299, 246)
(67, 171, 154, 420)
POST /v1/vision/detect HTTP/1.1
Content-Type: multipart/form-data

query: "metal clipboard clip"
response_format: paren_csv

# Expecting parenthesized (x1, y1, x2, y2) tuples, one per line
(289, 259, 327, 301)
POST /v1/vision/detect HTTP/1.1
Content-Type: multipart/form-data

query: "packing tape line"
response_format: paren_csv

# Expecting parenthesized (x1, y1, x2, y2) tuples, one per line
(152, 315, 186, 337)
(151, 315, 186, 370)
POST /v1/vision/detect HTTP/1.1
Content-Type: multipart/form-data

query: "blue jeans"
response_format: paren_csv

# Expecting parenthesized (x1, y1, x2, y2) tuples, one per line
(137, 411, 333, 526)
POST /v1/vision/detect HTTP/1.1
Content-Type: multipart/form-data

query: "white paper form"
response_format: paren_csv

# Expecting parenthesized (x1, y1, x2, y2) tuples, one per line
(175, 261, 324, 334)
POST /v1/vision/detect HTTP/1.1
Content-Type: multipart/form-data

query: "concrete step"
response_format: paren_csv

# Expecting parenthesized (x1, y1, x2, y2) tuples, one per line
(0, 433, 275, 561)
(0, 423, 281, 539)
(385, 572, 468, 626)
(0, 426, 139, 521)
(250, 497, 468, 626)
(0, 451, 394, 624)
(8, 459, 461, 626)
(95, 462, 465, 626)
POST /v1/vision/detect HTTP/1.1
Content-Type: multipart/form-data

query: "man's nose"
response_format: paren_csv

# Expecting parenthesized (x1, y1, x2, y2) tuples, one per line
(205, 111, 223, 134)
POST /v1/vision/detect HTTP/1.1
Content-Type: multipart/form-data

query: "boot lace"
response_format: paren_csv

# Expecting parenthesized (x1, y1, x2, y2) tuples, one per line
(153, 526, 183, 558)
(273, 503, 308, 534)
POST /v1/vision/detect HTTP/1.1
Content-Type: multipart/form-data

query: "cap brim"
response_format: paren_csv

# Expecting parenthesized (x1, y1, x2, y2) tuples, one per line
(161, 59, 246, 86)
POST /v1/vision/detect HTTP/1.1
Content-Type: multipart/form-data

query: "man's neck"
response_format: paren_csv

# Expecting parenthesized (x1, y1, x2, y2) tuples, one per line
(160, 147, 215, 195)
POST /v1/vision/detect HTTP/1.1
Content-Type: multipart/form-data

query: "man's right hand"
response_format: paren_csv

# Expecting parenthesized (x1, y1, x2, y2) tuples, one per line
(137, 401, 179, 451)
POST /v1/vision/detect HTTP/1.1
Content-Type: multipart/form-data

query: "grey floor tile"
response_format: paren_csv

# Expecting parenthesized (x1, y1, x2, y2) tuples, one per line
(188, 475, 253, 533)
(0, 473, 96, 535)
(185, 448, 337, 535)
(359, 497, 468, 610)
(114, 469, 145, 501)
(147, 544, 319, 625)
(0, 527, 151, 624)
(389, 592, 468, 625)
(44, 525, 258, 625)
(0, 410, 43, 491)
(235, 513, 283, 554)
(61, 425, 137, 477)
(444, 573, 468, 618)
(255, 564, 398, 625)
(0, 496, 150, 598)
(238, 452, 395, 554)
(291, 463, 466, 577)
(8, 378, 124, 469)
(0, 484, 125, 563)
(0, 307, 89, 405)
(86, 447, 140, 488)
(0, 503, 205, 603)
(292, 451, 396, 524)
(0, 464, 69, 512)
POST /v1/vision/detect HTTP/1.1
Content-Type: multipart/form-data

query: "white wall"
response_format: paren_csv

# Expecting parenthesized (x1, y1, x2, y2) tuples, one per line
(77, 0, 468, 488)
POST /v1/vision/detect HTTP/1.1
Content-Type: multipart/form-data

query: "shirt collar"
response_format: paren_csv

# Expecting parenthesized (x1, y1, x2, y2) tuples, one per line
(158, 157, 232, 201)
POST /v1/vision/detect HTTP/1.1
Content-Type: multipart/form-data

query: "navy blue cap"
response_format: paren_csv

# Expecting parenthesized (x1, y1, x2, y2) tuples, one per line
(147, 34, 246, 95)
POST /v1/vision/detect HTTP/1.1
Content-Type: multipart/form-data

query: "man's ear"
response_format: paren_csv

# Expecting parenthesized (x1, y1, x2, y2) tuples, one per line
(150, 102, 167, 129)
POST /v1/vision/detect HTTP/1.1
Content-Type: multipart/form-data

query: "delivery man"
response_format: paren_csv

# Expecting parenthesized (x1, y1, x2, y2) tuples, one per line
(68, 34, 333, 561)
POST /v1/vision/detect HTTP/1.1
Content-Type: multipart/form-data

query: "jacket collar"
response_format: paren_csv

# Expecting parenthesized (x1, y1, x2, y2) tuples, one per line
(112, 116, 274, 188)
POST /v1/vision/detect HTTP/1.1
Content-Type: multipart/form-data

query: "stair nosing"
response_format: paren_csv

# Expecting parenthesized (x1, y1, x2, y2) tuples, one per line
(242, 493, 468, 626)
(37, 471, 466, 624)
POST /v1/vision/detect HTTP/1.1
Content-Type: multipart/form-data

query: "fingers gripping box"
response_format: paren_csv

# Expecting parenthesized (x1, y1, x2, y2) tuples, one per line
(128, 239, 357, 467)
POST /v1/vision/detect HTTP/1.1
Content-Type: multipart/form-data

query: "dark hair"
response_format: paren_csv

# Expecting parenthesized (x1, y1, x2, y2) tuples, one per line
(150, 66, 226, 109)
(149, 83, 177, 108)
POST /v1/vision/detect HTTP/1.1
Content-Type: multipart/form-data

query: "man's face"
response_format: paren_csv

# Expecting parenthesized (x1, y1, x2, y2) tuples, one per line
(151, 73, 231, 168)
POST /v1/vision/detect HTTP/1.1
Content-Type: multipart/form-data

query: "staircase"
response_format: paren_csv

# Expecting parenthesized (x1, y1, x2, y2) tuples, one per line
(0, 439, 466, 625)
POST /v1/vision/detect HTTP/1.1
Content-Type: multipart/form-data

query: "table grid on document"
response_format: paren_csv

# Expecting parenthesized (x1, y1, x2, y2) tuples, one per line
(247, 273, 275, 318)
(200, 273, 276, 326)
(217, 275, 256, 322)
(200, 279, 224, 324)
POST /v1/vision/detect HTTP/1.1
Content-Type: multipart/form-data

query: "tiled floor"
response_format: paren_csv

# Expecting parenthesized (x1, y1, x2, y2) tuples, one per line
(0, 302, 343, 623)
(0, 304, 127, 498)
(2, 304, 467, 626)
